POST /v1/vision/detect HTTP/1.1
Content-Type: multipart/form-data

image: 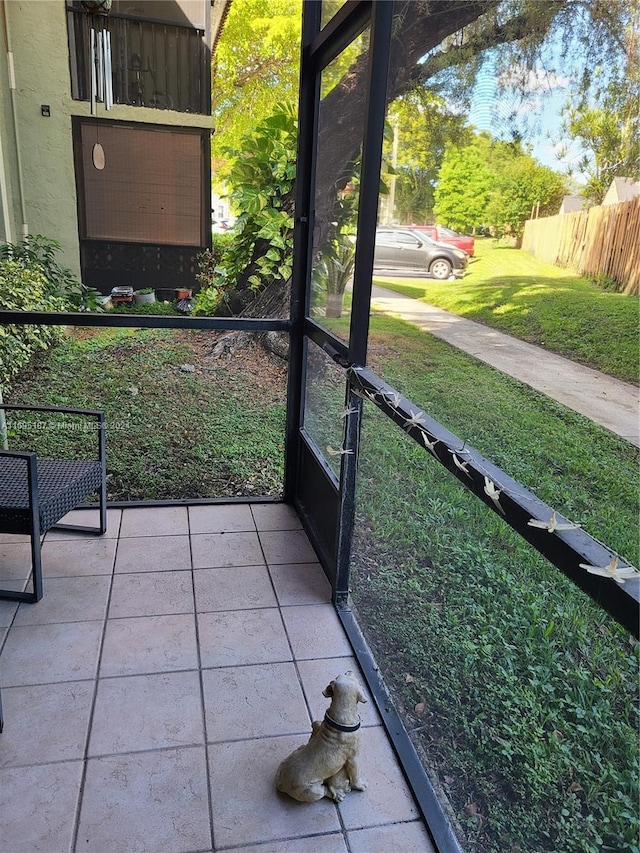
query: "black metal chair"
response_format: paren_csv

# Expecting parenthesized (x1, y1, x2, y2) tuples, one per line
(0, 403, 107, 603)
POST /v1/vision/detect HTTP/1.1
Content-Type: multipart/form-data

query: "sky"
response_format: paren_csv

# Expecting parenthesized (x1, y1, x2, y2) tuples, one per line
(466, 53, 587, 184)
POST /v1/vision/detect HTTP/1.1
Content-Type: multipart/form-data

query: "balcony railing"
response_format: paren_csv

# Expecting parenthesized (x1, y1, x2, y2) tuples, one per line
(67, 9, 209, 114)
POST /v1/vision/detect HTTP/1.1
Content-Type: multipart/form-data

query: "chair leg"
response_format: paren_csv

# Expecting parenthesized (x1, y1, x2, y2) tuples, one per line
(0, 522, 43, 604)
(30, 524, 43, 602)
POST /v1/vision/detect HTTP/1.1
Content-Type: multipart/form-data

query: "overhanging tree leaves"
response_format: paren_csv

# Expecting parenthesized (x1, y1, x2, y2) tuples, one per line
(214, 0, 632, 307)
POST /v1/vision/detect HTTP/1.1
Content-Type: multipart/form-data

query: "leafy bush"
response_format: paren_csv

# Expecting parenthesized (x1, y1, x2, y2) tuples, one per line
(110, 301, 177, 316)
(223, 103, 296, 293)
(0, 235, 102, 311)
(0, 260, 66, 383)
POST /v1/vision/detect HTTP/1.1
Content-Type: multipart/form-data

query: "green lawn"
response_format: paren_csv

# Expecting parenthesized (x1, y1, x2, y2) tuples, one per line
(374, 239, 640, 384)
(307, 314, 639, 853)
(5, 328, 287, 500)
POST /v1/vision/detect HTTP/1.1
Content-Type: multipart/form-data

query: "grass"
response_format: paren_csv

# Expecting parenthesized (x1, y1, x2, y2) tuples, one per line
(373, 239, 640, 384)
(304, 313, 639, 853)
(5, 327, 287, 500)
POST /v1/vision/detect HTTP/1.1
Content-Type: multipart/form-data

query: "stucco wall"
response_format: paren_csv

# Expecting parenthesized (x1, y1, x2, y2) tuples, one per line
(3, 0, 212, 280)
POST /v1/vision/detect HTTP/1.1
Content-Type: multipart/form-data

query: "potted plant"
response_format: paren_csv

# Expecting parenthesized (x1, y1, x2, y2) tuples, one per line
(134, 287, 156, 305)
(175, 287, 193, 300)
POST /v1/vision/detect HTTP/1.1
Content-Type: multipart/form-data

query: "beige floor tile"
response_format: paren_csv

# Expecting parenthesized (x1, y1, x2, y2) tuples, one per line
(203, 662, 309, 742)
(0, 542, 32, 579)
(0, 533, 30, 544)
(209, 736, 341, 848)
(77, 746, 211, 852)
(259, 530, 318, 565)
(0, 761, 83, 853)
(109, 570, 194, 618)
(194, 565, 277, 612)
(296, 658, 381, 728)
(1, 621, 103, 686)
(114, 534, 191, 573)
(251, 503, 303, 531)
(0, 680, 94, 767)
(12, 575, 111, 626)
(100, 614, 198, 677)
(42, 538, 118, 577)
(89, 670, 203, 755)
(189, 503, 255, 534)
(191, 531, 264, 569)
(119, 505, 189, 538)
(198, 609, 291, 667)
(48, 507, 122, 539)
(269, 563, 332, 606)
(347, 821, 435, 852)
(231, 835, 348, 853)
(0, 598, 19, 627)
(337, 727, 420, 829)
(281, 605, 353, 660)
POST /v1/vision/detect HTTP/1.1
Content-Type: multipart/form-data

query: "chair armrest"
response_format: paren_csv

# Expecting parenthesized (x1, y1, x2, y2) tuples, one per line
(0, 406, 105, 465)
(0, 404, 103, 419)
(0, 449, 37, 460)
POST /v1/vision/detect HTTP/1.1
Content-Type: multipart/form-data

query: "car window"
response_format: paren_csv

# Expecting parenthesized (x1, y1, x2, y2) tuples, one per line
(376, 231, 395, 244)
(440, 227, 459, 237)
(395, 232, 420, 246)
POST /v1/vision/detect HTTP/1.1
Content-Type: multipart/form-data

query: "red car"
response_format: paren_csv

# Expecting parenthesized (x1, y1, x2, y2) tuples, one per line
(411, 225, 475, 256)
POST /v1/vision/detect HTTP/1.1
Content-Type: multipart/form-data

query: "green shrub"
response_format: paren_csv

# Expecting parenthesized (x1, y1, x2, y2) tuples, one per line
(110, 301, 177, 316)
(0, 260, 66, 384)
(223, 103, 296, 293)
(192, 285, 225, 316)
(0, 235, 102, 311)
(213, 230, 235, 256)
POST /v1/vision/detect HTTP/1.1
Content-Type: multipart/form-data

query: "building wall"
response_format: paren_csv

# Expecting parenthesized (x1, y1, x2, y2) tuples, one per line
(0, 0, 212, 279)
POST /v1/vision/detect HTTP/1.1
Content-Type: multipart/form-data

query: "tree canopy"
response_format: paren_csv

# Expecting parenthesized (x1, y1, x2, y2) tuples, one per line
(211, 0, 301, 180)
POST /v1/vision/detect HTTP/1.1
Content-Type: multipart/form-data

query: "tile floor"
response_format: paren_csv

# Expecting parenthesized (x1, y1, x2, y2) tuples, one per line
(0, 503, 435, 853)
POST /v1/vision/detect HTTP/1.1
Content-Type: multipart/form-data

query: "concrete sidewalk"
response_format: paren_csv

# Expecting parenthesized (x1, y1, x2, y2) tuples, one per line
(371, 285, 640, 447)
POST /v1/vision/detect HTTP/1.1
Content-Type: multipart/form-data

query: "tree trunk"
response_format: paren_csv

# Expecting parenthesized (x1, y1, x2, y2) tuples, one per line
(325, 292, 344, 318)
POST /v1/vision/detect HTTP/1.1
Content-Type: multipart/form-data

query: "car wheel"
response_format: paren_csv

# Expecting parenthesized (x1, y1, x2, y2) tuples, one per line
(429, 258, 452, 280)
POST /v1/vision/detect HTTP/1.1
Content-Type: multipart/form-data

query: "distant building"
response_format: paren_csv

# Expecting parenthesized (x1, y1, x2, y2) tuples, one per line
(558, 195, 587, 214)
(602, 177, 640, 206)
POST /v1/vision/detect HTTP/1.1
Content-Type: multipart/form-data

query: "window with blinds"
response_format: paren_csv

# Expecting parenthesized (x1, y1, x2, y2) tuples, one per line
(76, 120, 205, 246)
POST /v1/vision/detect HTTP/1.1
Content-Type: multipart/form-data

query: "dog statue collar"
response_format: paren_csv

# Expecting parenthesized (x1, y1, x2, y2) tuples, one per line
(324, 712, 361, 733)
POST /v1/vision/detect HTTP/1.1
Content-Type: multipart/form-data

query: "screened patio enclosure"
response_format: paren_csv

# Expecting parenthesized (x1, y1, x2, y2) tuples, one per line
(1, 2, 638, 852)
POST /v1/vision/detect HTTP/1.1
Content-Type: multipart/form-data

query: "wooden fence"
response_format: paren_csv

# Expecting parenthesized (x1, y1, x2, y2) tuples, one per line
(522, 196, 640, 295)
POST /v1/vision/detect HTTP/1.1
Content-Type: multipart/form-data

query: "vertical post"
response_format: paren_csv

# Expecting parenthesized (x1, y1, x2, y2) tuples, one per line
(283, 0, 322, 503)
(335, 1, 393, 603)
(0, 392, 7, 451)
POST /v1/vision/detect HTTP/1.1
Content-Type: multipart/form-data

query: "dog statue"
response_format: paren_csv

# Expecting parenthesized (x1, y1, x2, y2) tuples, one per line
(276, 671, 368, 803)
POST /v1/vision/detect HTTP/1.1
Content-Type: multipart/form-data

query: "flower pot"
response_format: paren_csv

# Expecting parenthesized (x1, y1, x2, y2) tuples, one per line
(175, 288, 193, 300)
(134, 290, 156, 305)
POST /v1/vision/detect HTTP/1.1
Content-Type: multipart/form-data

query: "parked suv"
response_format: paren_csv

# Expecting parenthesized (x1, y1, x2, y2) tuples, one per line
(411, 224, 475, 256)
(374, 228, 468, 279)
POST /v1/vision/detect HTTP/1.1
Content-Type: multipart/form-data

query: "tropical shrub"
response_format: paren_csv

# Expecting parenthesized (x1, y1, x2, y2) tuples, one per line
(0, 260, 66, 384)
(222, 103, 296, 299)
(0, 235, 101, 311)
